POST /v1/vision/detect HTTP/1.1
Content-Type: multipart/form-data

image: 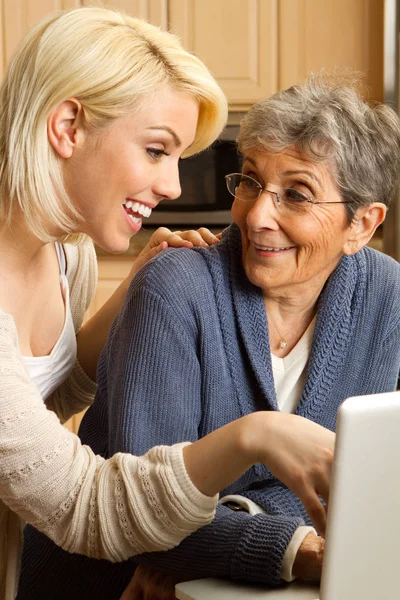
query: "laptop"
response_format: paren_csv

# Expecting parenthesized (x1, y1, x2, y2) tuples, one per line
(176, 391, 400, 600)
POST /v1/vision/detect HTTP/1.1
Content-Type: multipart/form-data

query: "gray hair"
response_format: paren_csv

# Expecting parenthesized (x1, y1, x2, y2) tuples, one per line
(237, 72, 400, 220)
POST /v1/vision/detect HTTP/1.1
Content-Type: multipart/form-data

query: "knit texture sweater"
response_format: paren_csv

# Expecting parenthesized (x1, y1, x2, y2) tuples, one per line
(1, 237, 217, 600)
(18, 224, 400, 600)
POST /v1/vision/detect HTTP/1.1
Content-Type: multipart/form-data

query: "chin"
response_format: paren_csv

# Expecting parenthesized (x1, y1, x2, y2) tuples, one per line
(95, 234, 133, 254)
(244, 263, 276, 291)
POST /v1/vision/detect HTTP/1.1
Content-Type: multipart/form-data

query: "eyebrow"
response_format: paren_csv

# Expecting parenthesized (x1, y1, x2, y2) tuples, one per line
(146, 126, 182, 147)
(243, 156, 322, 185)
(283, 170, 321, 185)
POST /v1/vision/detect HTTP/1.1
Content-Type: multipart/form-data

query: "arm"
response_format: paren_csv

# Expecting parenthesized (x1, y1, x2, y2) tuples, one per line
(0, 313, 217, 561)
(0, 305, 332, 569)
(77, 227, 220, 381)
(47, 229, 220, 421)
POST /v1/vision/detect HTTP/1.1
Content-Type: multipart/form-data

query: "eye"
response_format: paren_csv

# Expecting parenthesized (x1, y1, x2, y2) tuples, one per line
(283, 188, 312, 204)
(240, 175, 261, 190)
(147, 148, 168, 160)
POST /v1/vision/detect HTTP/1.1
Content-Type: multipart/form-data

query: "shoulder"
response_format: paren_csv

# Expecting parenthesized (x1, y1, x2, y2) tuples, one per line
(62, 235, 97, 286)
(355, 247, 400, 326)
(128, 225, 237, 303)
(358, 246, 400, 291)
(128, 246, 215, 304)
(62, 236, 98, 328)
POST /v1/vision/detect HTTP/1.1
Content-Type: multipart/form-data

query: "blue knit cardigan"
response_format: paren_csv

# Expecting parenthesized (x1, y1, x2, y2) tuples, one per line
(18, 224, 400, 600)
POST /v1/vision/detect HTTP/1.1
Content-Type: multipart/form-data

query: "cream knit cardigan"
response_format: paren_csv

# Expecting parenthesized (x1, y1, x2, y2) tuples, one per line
(0, 237, 217, 600)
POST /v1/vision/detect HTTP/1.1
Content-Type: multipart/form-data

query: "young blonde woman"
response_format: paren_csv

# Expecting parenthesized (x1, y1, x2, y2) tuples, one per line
(0, 7, 334, 599)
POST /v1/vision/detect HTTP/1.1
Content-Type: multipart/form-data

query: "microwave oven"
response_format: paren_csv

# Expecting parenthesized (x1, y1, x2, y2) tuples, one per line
(146, 125, 241, 227)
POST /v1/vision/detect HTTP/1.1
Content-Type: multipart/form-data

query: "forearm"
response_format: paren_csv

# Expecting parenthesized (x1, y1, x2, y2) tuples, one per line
(1, 316, 217, 560)
(77, 277, 129, 381)
(182, 414, 259, 496)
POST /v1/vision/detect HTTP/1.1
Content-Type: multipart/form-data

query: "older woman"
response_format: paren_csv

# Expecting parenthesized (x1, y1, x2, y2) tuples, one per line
(18, 74, 400, 599)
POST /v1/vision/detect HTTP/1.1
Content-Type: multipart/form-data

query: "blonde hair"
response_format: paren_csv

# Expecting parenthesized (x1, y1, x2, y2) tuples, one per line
(0, 6, 228, 241)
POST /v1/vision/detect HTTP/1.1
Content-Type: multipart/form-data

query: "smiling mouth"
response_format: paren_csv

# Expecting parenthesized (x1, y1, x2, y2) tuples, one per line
(122, 199, 153, 224)
(253, 243, 295, 252)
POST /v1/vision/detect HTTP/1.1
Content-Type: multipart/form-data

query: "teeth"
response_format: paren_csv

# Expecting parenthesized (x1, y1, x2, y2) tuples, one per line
(254, 243, 291, 252)
(128, 214, 141, 224)
(123, 200, 152, 219)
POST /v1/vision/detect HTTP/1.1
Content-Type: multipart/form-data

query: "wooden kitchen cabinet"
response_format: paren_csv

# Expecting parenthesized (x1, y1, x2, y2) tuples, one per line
(81, 0, 168, 28)
(278, 0, 384, 103)
(169, 0, 384, 108)
(0, 0, 79, 78)
(168, 0, 279, 111)
(0, 0, 384, 106)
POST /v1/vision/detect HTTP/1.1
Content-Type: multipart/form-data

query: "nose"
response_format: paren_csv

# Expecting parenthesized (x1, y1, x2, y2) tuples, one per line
(153, 161, 182, 202)
(245, 190, 280, 230)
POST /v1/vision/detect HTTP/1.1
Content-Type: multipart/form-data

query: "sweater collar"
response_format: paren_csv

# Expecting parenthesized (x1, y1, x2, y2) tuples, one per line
(206, 224, 366, 417)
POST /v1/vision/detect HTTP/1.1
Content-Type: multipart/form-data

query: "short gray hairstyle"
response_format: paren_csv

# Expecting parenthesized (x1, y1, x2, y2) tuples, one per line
(237, 72, 400, 220)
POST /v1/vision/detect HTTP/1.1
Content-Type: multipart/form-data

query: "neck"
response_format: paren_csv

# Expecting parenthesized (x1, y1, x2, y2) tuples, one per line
(264, 283, 323, 357)
(0, 219, 50, 272)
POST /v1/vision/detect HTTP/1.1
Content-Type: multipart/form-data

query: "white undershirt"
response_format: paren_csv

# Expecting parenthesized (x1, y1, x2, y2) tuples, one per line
(22, 243, 77, 401)
(272, 316, 316, 413)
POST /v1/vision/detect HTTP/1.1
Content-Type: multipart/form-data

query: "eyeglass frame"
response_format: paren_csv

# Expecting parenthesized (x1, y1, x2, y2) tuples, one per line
(224, 172, 354, 208)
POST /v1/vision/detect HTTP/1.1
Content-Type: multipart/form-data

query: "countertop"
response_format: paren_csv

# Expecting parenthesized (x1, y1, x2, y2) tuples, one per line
(175, 579, 319, 600)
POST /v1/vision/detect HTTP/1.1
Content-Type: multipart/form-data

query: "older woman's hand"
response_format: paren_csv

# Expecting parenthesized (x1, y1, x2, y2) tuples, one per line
(128, 227, 221, 282)
(119, 564, 179, 600)
(293, 533, 325, 580)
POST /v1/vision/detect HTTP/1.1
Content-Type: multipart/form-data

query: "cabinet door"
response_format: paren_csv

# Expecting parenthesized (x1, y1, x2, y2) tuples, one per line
(1, 0, 79, 76)
(279, 0, 384, 102)
(1, 0, 168, 78)
(169, 0, 278, 110)
(81, 0, 168, 28)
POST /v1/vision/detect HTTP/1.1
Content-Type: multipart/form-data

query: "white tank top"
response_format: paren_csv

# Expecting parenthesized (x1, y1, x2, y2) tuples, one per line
(22, 243, 77, 400)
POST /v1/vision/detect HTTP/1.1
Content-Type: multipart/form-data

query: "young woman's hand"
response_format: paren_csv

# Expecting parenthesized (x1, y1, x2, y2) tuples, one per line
(150, 226, 221, 249)
(128, 227, 221, 281)
(183, 411, 334, 537)
(250, 412, 335, 537)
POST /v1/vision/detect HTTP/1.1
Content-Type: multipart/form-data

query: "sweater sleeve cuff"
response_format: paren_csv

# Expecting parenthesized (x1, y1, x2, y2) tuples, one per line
(166, 442, 219, 516)
(280, 525, 316, 582)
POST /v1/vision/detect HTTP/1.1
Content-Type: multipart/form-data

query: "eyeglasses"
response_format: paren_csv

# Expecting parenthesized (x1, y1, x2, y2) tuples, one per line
(225, 173, 353, 215)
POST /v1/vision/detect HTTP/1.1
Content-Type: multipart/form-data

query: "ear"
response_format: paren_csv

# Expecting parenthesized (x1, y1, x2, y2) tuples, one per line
(342, 203, 387, 255)
(47, 98, 84, 159)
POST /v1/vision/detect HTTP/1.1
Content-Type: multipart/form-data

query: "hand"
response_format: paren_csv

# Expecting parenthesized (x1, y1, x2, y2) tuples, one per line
(149, 226, 221, 249)
(128, 227, 221, 281)
(120, 564, 180, 600)
(251, 412, 335, 536)
(292, 533, 325, 580)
